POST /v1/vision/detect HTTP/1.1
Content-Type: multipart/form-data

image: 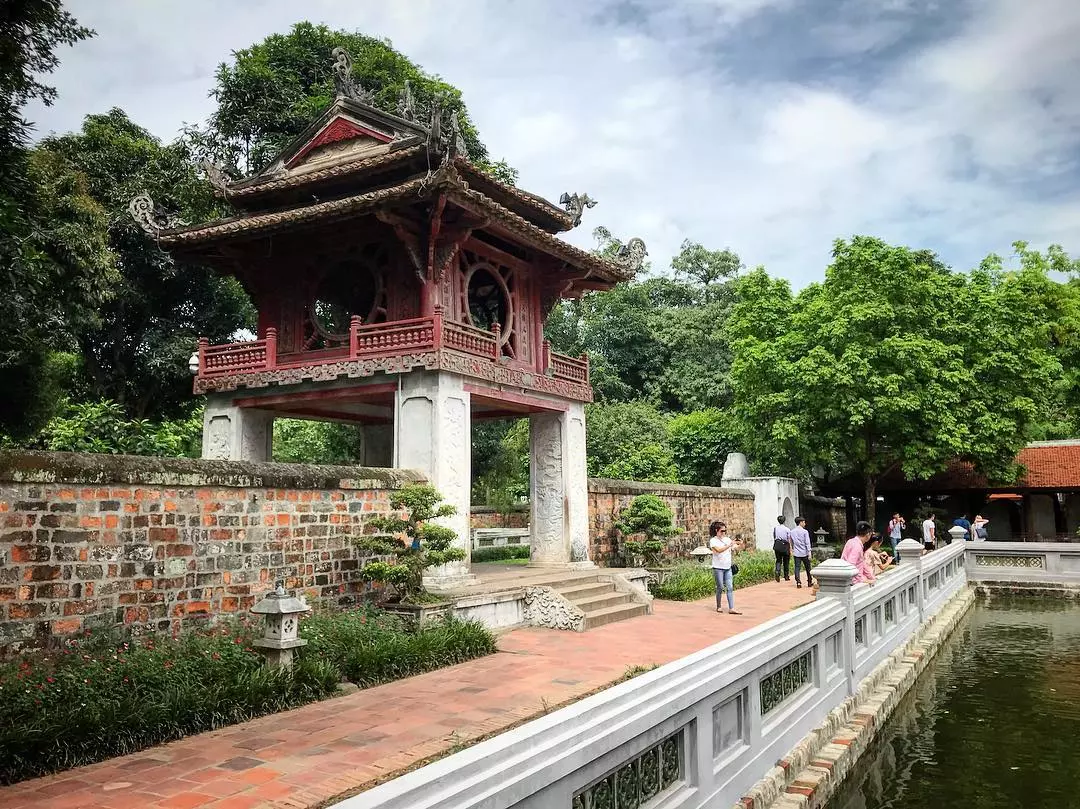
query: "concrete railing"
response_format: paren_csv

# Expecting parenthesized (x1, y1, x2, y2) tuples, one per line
(964, 541, 1080, 584)
(472, 527, 531, 550)
(336, 541, 968, 809)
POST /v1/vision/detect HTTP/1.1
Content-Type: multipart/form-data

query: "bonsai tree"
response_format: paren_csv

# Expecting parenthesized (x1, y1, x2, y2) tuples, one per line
(615, 494, 681, 567)
(355, 484, 465, 603)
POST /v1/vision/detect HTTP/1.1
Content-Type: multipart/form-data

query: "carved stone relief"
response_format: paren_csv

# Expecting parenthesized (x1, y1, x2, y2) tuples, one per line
(530, 414, 566, 565)
(523, 586, 584, 632)
(205, 415, 232, 460)
(567, 411, 589, 563)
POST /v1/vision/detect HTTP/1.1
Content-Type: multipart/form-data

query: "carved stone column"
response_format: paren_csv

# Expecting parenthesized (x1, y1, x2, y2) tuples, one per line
(201, 394, 273, 462)
(394, 370, 475, 586)
(529, 402, 593, 568)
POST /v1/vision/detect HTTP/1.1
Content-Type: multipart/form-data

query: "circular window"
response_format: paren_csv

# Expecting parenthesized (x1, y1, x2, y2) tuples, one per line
(466, 264, 510, 337)
(310, 260, 381, 340)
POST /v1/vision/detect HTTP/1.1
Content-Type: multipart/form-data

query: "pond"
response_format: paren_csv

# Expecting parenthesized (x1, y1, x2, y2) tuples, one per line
(826, 596, 1080, 809)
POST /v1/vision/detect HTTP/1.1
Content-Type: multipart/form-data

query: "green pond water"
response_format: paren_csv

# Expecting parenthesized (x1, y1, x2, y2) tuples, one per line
(826, 596, 1080, 809)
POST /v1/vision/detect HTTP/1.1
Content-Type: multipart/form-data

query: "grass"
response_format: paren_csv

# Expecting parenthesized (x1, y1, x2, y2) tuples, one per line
(471, 545, 530, 563)
(652, 550, 804, 601)
(0, 607, 496, 785)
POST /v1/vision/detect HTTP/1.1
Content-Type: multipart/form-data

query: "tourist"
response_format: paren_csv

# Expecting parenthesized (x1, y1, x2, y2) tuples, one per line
(790, 516, 814, 589)
(841, 521, 876, 585)
(773, 515, 792, 583)
(887, 512, 905, 562)
(952, 514, 972, 542)
(709, 520, 743, 614)
(973, 515, 989, 541)
(866, 535, 893, 575)
(922, 512, 936, 552)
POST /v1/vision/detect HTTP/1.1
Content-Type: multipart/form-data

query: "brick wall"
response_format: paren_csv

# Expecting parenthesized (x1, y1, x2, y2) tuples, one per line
(469, 506, 530, 530)
(588, 478, 756, 565)
(0, 451, 421, 653)
(802, 494, 849, 543)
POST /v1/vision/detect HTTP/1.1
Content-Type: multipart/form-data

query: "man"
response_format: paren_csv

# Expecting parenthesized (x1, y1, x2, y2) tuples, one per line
(790, 516, 814, 589)
(922, 512, 936, 552)
(709, 520, 742, 614)
(952, 514, 972, 543)
(887, 512, 905, 562)
(773, 516, 792, 582)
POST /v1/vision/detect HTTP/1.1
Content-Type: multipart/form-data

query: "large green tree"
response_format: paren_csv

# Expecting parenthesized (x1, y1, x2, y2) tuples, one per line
(729, 236, 1062, 524)
(39, 110, 254, 418)
(199, 21, 516, 183)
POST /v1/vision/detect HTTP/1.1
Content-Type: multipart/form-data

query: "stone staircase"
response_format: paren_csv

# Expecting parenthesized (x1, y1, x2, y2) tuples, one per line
(548, 574, 649, 630)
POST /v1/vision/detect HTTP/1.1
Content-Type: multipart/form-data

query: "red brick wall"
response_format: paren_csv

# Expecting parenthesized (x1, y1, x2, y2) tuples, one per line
(469, 507, 530, 529)
(0, 451, 421, 653)
(588, 478, 756, 565)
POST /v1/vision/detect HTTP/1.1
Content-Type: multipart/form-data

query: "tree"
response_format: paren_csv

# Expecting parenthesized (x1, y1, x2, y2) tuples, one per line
(39, 109, 255, 419)
(0, 1, 97, 437)
(670, 239, 742, 302)
(668, 409, 740, 486)
(586, 401, 676, 482)
(616, 494, 681, 566)
(729, 236, 1062, 525)
(356, 485, 465, 603)
(202, 21, 515, 182)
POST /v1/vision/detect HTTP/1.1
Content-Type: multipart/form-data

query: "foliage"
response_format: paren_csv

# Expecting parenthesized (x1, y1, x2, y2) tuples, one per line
(471, 419, 529, 506)
(586, 401, 674, 480)
(203, 21, 512, 181)
(272, 418, 365, 464)
(300, 607, 496, 687)
(33, 400, 202, 457)
(471, 545, 531, 563)
(38, 109, 255, 419)
(729, 237, 1063, 523)
(616, 494, 680, 566)
(650, 552, 780, 600)
(668, 408, 740, 486)
(357, 485, 466, 603)
(0, 623, 339, 785)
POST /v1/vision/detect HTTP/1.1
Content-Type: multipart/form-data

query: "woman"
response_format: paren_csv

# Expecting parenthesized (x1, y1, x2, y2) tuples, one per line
(865, 535, 893, 576)
(709, 520, 743, 615)
(841, 521, 877, 585)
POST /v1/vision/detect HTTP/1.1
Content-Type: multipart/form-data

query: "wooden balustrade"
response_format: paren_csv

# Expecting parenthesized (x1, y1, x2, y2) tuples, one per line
(549, 351, 590, 384)
(443, 321, 498, 359)
(351, 317, 437, 356)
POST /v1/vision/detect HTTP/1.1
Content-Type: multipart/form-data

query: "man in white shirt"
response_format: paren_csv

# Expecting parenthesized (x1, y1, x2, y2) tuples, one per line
(709, 520, 742, 614)
(922, 514, 936, 552)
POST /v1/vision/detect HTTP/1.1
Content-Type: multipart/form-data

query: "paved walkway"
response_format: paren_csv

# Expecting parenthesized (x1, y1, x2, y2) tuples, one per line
(1, 581, 813, 809)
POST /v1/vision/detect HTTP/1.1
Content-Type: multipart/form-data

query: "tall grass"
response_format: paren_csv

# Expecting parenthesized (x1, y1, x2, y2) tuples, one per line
(652, 551, 790, 601)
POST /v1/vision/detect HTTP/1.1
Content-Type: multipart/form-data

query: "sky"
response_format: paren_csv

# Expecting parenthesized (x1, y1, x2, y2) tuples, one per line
(24, 0, 1080, 289)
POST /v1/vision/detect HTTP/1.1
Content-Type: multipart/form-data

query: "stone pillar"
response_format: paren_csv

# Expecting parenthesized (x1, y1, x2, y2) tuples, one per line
(360, 424, 394, 467)
(201, 394, 273, 461)
(813, 558, 858, 696)
(529, 402, 593, 568)
(394, 371, 474, 586)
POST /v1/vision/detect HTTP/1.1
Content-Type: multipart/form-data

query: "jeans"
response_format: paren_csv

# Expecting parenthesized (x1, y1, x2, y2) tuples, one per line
(713, 567, 734, 610)
(774, 551, 791, 580)
(794, 555, 813, 586)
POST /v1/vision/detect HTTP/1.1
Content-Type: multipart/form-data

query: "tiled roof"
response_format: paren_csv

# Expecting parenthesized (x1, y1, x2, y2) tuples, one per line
(1015, 441, 1080, 489)
(454, 159, 574, 231)
(223, 145, 425, 198)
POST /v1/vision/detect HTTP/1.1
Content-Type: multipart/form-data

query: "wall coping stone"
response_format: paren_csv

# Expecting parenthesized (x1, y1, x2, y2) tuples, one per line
(0, 450, 423, 491)
(587, 477, 754, 499)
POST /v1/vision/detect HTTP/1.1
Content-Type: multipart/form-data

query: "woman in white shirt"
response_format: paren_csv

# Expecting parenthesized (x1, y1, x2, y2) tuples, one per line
(709, 520, 743, 614)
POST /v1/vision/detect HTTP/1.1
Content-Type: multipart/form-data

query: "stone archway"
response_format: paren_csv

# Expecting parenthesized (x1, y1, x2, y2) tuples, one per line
(782, 496, 795, 525)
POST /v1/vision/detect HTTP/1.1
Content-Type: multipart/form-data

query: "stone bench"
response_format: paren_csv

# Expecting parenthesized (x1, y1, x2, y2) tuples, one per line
(471, 527, 531, 549)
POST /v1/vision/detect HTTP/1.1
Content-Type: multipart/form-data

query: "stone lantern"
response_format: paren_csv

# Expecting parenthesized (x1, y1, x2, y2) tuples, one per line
(250, 583, 311, 668)
(814, 528, 829, 547)
(690, 545, 712, 564)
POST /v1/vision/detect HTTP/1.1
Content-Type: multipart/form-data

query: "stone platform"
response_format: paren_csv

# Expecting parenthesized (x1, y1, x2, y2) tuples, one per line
(431, 562, 653, 632)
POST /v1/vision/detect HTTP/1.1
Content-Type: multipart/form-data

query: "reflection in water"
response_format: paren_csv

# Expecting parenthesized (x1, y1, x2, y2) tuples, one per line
(826, 598, 1080, 809)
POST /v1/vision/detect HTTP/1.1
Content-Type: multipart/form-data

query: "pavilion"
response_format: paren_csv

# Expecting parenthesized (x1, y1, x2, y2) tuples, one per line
(130, 49, 646, 583)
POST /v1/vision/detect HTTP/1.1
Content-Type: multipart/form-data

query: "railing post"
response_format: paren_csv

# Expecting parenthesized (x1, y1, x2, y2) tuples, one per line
(581, 351, 590, 385)
(264, 328, 277, 370)
(433, 304, 444, 351)
(197, 337, 209, 377)
(349, 315, 362, 357)
(490, 321, 501, 359)
(813, 559, 858, 696)
(897, 539, 925, 624)
(541, 339, 551, 374)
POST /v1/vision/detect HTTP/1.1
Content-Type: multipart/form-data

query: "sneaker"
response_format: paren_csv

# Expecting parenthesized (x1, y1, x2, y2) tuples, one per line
(796, 583, 802, 588)
(729, 610, 742, 615)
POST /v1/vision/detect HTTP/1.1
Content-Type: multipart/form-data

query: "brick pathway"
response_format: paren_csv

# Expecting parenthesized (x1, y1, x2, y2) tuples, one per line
(0, 581, 813, 809)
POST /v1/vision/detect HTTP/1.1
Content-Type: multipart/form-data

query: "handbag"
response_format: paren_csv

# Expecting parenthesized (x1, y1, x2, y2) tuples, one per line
(731, 563, 740, 576)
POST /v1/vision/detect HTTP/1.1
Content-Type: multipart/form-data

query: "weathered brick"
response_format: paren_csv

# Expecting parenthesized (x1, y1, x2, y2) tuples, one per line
(75, 564, 105, 580)
(25, 565, 61, 582)
(52, 530, 88, 543)
(51, 618, 83, 635)
(9, 602, 46, 619)
(11, 545, 50, 563)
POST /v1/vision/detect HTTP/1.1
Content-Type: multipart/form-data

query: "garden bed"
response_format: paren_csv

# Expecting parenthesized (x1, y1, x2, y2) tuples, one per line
(0, 607, 496, 785)
(651, 551, 819, 601)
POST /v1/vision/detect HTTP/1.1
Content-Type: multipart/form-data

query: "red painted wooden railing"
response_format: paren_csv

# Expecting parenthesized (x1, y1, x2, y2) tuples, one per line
(549, 351, 590, 384)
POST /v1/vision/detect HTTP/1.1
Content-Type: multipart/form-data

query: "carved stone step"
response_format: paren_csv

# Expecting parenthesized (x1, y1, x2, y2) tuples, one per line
(554, 582, 613, 601)
(583, 602, 649, 630)
(572, 592, 632, 612)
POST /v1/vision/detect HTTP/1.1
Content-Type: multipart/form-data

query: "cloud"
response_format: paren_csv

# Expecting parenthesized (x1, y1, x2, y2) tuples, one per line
(23, 0, 1080, 288)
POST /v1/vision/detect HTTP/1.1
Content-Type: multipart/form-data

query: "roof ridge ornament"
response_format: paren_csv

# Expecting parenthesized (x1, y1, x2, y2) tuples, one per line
(128, 193, 186, 236)
(331, 46, 375, 105)
(397, 80, 418, 122)
(426, 96, 468, 165)
(199, 160, 233, 194)
(613, 237, 648, 274)
(558, 192, 597, 228)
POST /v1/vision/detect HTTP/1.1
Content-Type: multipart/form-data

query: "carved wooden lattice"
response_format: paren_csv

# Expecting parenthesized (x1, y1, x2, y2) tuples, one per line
(459, 249, 520, 360)
(303, 242, 390, 350)
(759, 650, 812, 715)
(572, 730, 682, 809)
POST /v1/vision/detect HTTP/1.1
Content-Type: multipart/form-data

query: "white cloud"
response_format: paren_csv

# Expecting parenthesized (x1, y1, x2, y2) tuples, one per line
(22, 0, 1080, 288)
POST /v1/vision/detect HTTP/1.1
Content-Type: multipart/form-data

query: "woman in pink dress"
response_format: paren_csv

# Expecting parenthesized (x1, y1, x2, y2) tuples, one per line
(841, 521, 876, 584)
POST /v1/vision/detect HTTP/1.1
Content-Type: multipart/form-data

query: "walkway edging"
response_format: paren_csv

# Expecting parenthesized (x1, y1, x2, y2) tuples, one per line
(737, 585, 976, 809)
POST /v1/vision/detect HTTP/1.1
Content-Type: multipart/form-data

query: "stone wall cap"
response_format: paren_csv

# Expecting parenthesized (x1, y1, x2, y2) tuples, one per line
(587, 477, 754, 499)
(0, 450, 425, 490)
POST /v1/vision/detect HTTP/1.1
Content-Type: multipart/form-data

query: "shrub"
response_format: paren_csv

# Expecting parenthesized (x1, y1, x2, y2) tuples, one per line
(471, 545, 530, 563)
(33, 399, 203, 457)
(357, 484, 466, 603)
(651, 551, 788, 600)
(301, 607, 497, 687)
(615, 494, 681, 566)
(0, 624, 338, 785)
